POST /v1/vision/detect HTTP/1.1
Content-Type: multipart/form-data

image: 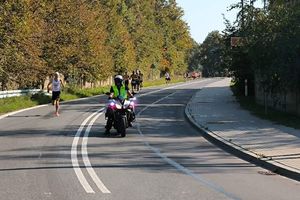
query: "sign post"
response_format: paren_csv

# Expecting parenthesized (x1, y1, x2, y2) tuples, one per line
(245, 79, 248, 97)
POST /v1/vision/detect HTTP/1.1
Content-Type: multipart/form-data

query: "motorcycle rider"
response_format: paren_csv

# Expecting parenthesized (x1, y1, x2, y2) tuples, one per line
(105, 75, 135, 134)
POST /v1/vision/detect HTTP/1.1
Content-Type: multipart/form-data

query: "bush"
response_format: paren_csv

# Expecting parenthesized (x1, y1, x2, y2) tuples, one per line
(65, 86, 110, 98)
(0, 96, 36, 114)
(31, 92, 51, 104)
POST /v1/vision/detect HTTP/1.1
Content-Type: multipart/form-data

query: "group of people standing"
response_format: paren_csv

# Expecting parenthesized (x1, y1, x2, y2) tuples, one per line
(123, 70, 143, 93)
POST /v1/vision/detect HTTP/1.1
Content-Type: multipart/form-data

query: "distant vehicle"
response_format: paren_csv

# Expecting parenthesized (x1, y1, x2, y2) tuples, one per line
(188, 71, 202, 79)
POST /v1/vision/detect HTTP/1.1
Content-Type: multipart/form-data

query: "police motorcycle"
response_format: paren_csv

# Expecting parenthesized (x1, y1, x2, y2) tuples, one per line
(106, 94, 136, 137)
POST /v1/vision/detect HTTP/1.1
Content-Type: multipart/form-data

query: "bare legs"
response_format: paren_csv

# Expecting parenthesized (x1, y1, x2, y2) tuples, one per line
(53, 99, 60, 116)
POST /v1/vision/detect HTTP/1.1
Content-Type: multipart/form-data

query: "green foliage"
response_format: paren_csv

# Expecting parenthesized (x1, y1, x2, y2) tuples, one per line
(0, 0, 46, 89)
(187, 42, 202, 73)
(0, 0, 193, 89)
(188, 31, 228, 78)
(64, 86, 110, 98)
(1, 92, 51, 110)
(0, 96, 38, 114)
(154, 0, 193, 75)
(200, 31, 227, 77)
(223, 1, 300, 96)
(142, 76, 185, 87)
(31, 92, 51, 104)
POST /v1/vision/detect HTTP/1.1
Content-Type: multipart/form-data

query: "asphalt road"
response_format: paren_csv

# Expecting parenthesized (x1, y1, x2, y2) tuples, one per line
(0, 78, 299, 200)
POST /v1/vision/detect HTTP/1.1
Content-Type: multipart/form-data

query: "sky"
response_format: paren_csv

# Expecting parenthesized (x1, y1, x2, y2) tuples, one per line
(176, 0, 240, 44)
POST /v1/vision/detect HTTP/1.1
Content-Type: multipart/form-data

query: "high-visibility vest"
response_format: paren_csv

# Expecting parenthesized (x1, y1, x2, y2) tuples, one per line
(112, 85, 127, 99)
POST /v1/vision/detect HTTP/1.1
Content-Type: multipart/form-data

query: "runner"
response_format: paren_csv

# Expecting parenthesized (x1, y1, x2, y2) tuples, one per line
(165, 71, 171, 84)
(47, 72, 64, 116)
(124, 71, 130, 88)
(137, 70, 144, 89)
(130, 70, 139, 92)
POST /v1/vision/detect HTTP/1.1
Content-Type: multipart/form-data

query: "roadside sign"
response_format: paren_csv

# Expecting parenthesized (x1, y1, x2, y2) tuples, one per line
(231, 37, 243, 47)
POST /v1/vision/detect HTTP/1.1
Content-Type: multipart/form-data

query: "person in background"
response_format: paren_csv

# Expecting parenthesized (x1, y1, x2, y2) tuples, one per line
(130, 70, 139, 92)
(184, 72, 189, 81)
(47, 72, 64, 116)
(137, 70, 144, 89)
(124, 71, 130, 88)
(165, 71, 171, 84)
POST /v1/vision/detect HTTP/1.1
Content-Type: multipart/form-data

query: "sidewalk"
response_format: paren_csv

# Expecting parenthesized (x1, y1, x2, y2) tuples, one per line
(185, 78, 300, 181)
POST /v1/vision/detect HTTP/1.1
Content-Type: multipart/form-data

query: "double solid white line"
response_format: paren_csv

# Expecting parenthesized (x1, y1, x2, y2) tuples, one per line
(70, 79, 210, 194)
(71, 107, 111, 194)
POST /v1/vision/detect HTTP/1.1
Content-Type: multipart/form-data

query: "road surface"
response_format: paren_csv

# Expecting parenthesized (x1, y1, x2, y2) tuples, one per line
(0, 78, 299, 200)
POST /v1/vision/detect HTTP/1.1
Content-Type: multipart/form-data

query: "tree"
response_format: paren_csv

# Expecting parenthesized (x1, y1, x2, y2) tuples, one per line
(199, 31, 227, 77)
(223, 0, 300, 104)
(0, 0, 46, 89)
(155, 0, 193, 75)
(187, 41, 203, 73)
(101, 0, 136, 74)
(0, 0, 194, 89)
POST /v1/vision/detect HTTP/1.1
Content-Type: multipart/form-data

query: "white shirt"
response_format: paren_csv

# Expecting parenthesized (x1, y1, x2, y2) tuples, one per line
(52, 79, 61, 92)
(165, 72, 170, 78)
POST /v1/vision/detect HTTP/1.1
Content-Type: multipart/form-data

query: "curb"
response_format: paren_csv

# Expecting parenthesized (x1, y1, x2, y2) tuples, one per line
(184, 95, 300, 182)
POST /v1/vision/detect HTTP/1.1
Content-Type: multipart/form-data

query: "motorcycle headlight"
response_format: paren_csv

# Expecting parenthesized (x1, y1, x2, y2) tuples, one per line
(128, 101, 134, 109)
(109, 102, 115, 107)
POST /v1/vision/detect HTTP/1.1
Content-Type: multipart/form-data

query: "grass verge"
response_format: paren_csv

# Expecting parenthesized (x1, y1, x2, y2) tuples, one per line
(61, 86, 110, 101)
(143, 77, 185, 88)
(0, 93, 50, 114)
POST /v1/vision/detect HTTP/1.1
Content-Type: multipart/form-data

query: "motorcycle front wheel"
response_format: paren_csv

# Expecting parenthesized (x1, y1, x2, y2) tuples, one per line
(117, 117, 126, 137)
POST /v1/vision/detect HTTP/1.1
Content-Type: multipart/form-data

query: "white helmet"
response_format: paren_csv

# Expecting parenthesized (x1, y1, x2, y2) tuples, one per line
(114, 75, 123, 85)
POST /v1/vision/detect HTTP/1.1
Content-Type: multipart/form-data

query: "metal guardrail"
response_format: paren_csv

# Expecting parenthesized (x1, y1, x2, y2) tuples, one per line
(0, 89, 45, 99)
